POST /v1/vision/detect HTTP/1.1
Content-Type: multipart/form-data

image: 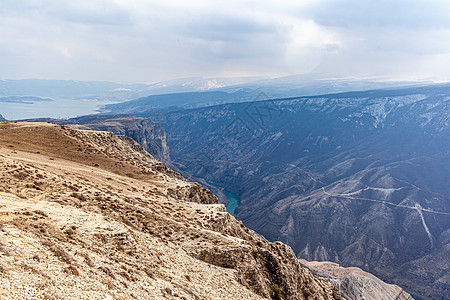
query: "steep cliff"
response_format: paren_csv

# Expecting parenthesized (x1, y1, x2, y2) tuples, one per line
(0, 122, 342, 299)
(146, 84, 450, 299)
(60, 115, 170, 162)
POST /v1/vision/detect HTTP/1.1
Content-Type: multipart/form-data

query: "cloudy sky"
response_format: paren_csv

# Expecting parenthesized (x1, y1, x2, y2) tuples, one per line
(2, 0, 450, 83)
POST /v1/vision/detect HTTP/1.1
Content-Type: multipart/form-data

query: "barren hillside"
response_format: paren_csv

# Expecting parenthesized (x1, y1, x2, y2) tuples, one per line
(299, 260, 413, 300)
(0, 122, 342, 300)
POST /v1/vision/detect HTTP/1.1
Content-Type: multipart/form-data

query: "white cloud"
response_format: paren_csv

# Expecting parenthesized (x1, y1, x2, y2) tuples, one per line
(1, 0, 450, 82)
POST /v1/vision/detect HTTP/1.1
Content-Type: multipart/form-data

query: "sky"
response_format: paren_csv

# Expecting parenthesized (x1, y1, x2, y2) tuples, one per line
(2, 0, 450, 83)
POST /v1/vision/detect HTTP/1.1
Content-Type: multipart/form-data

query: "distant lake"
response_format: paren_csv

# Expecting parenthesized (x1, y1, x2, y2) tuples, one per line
(0, 99, 120, 120)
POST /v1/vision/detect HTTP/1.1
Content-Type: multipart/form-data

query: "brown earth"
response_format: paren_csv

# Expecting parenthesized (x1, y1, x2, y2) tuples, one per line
(0, 122, 342, 300)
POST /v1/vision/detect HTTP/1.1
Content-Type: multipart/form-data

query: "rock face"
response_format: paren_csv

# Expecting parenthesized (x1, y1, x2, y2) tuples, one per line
(60, 115, 170, 162)
(144, 84, 450, 299)
(0, 114, 6, 122)
(299, 260, 414, 300)
(0, 122, 342, 299)
(20, 115, 171, 162)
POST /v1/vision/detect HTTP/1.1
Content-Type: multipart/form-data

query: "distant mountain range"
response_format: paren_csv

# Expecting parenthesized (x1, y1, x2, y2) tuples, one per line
(0, 79, 150, 101)
(1, 75, 426, 105)
(0, 96, 53, 103)
(100, 76, 431, 115)
(0, 77, 263, 101)
(132, 83, 448, 299)
(0, 76, 429, 121)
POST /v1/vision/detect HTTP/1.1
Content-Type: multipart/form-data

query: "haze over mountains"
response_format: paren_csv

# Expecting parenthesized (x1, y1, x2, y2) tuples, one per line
(101, 76, 425, 114)
(0, 75, 424, 120)
(109, 83, 448, 299)
(1, 79, 448, 299)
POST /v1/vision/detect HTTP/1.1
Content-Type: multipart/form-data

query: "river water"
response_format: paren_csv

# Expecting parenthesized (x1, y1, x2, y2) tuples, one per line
(223, 190, 240, 216)
(206, 181, 240, 216)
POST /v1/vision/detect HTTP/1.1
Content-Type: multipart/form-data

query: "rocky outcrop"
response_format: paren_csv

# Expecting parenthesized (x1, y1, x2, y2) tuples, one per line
(20, 115, 171, 162)
(62, 115, 170, 162)
(0, 122, 342, 299)
(0, 114, 6, 122)
(299, 260, 414, 300)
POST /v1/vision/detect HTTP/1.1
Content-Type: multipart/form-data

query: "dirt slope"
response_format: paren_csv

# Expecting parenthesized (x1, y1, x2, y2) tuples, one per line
(0, 122, 342, 300)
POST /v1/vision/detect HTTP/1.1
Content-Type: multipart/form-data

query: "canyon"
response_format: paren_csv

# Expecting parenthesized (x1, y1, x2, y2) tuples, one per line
(138, 84, 449, 299)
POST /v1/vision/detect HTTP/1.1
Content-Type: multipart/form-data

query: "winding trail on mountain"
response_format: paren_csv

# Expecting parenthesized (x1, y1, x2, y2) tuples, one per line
(322, 187, 450, 216)
(415, 203, 434, 247)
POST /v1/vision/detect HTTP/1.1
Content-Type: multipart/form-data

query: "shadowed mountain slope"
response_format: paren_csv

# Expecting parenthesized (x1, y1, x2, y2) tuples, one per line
(143, 84, 450, 299)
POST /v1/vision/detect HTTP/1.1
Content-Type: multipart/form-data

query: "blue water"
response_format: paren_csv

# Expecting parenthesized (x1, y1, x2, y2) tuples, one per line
(206, 181, 240, 216)
(0, 99, 119, 120)
(223, 190, 240, 216)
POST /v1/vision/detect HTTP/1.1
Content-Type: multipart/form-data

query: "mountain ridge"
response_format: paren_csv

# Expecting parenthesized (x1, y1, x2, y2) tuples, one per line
(0, 122, 343, 299)
(140, 84, 449, 299)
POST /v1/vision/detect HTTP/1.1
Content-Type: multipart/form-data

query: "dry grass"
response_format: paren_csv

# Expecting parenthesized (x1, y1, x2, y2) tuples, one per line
(0, 122, 155, 180)
(0, 122, 342, 300)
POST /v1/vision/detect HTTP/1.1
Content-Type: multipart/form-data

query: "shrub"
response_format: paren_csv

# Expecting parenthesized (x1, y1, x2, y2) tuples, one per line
(272, 284, 282, 300)
(252, 250, 260, 259)
(53, 246, 74, 264)
(64, 265, 80, 276)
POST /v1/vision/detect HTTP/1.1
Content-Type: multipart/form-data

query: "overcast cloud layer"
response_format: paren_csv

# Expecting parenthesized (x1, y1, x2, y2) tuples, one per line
(1, 0, 450, 83)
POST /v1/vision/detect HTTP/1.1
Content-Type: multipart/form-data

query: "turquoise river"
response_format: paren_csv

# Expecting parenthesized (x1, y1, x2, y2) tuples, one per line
(206, 182, 240, 216)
